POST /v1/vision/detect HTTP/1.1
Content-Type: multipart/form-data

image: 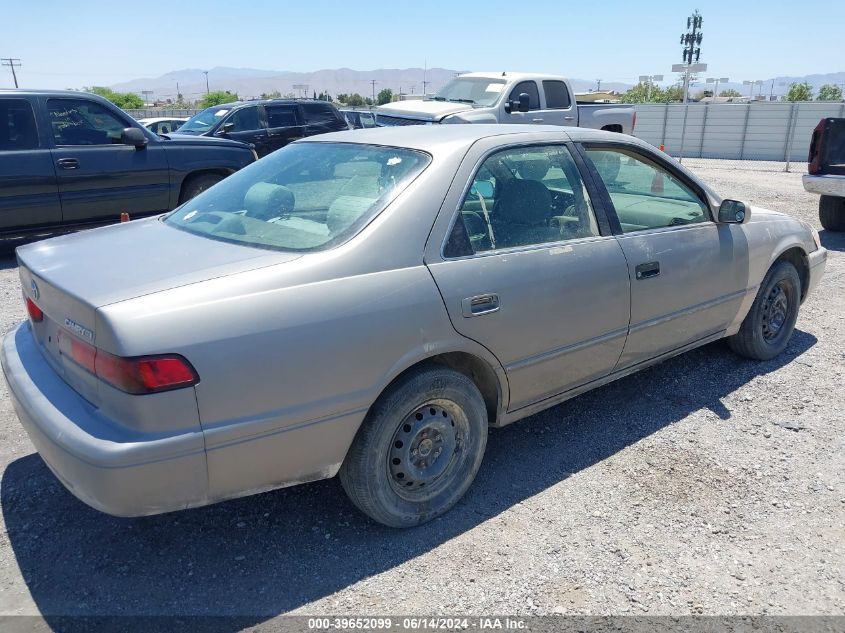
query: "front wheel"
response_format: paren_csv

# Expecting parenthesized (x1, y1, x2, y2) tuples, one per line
(179, 173, 224, 204)
(339, 366, 488, 528)
(728, 261, 801, 360)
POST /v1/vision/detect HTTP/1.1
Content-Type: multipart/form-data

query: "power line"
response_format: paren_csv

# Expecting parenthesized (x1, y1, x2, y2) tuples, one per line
(1, 58, 21, 88)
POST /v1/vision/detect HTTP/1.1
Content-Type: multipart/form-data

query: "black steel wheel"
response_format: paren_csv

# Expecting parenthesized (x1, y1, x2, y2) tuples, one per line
(340, 365, 488, 528)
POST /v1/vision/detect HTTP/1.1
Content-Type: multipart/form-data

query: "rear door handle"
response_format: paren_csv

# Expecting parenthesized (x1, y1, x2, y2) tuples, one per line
(532, 118, 544, 123)
(461, 294, 500, 317)
(56, 158, 79, 170)
(635, 261, 660, 280)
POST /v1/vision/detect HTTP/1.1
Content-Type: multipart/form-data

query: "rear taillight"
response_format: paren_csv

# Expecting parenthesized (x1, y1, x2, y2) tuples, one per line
(808, 118, 827, 175)
(58, 331, 198, 394)
(25, 297, 43, 322)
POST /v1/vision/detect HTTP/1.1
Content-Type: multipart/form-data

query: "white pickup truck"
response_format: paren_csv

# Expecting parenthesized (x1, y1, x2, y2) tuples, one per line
(376, 72, 636, 133)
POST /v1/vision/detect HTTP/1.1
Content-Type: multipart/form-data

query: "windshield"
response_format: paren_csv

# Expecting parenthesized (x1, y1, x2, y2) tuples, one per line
(431, 78, 506, 107)
(165, 142, 431, 252)
(177, 106, 234, 134)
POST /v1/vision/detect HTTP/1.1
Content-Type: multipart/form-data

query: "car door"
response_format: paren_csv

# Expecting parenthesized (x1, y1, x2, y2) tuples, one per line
(500, 80, 543, 126)
(539, 80, 577, 127)
(216, 105, 270, 156)
(301, 102, 349, 136)
(46, 97, 170, 224)
(264, 103, 305, 154)
(426, 140, 630, 411)
(0, 97, 62, 233)
(579, 143, 750, 369)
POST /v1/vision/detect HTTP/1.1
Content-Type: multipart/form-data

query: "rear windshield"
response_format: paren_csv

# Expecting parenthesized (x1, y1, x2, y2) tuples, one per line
(165, 142, 431, 252)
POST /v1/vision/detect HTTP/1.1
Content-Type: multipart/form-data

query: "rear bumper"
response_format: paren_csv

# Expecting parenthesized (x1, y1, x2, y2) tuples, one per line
(803, 174, 845, 198)
(806, 246, 827, 299)
(0, 323, 208, 516)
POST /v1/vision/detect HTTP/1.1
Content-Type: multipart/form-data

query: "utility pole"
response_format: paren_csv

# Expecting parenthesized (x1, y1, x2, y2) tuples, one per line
(677, 10, 704, 103)
(595, 79, 602, 92)
(203, 71, 209, 94)
(1, 58, 21, 88)
(422, 59, 429, 96)
(371, 79, 377, 104)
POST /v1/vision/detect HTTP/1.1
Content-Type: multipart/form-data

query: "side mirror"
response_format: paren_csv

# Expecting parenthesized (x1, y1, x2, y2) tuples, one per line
(518, 92, 530, 112)
(718, 199, 749, 224)
(470, 180, 495, 198)
(218, 121, 235, 134)
(121, 127, 148, 149)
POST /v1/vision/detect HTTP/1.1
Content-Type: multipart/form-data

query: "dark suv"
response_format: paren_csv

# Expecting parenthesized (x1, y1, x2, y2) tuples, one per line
(173, 99, 351, 157)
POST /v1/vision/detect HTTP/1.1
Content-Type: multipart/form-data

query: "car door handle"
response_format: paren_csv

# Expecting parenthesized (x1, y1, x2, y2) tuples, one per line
(461, 294, 500, 317)
(532, 118, 544, 123)
(56, 158, 79, 170)
(564, 116, 575, 121)
(635, 261, 660, 280)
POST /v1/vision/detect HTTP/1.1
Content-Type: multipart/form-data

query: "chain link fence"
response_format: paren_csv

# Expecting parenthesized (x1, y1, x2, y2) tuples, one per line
(633, 101, 845, 169)
(125, 108, 199, 119)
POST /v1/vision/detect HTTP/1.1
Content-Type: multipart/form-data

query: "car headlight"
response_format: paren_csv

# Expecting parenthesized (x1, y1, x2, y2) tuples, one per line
(801, 221, 822, 251)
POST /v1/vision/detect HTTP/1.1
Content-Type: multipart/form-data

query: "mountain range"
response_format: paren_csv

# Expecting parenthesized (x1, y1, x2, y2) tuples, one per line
(110, 66, 845, 102)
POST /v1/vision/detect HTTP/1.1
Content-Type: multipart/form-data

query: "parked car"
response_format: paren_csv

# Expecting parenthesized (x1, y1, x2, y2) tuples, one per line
(2, 126, 826, 527)
(0, 90, 256, 242)
(341, 109, 376, 129)
(803, 117, 845, 231)
(137, 117, 188, 134)
(172, 99, 349, 157)
(375, 72, 636, 133)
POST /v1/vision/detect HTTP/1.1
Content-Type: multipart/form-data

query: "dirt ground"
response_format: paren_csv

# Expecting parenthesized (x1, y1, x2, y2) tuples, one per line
(0, 159, 841, 624)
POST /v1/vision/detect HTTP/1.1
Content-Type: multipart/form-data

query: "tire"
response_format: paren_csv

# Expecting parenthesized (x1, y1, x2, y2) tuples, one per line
(178, 173, 224, 204)
(339, 365, 488, 528)
(728, 261, 801, 361)
(819, 195, 845, 232)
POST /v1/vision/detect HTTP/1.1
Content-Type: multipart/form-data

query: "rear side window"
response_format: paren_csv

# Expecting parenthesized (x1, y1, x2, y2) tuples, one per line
(507, 81, 540, 111)
(0, 99, 38, 150)
(47, 98, 129, 145)
(266, 104, 299, 128)
(543, 81, 571, 109)
(302, 103, 343, 127)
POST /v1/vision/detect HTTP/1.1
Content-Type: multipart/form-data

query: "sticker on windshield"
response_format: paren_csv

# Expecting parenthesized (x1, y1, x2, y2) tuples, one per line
(183, 210, 198, 221)
(485, 84, 505, 93)
(214, 109, 229, 117)
(387, 157, 402, 166)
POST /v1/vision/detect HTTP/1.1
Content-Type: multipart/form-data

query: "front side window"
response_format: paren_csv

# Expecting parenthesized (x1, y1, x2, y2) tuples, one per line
(585, 147, 710, 232)
(166, 142, 430, 252)
(445, 145, 599, 256)
(0, 99, 38, 151)
(507, 81, 541, 111)
(47, 99, 129, 146)
(226, 106, 262, 132)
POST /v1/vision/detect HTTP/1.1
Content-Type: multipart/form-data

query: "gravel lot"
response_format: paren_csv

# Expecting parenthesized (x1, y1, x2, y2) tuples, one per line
(0, 159, 842, 624)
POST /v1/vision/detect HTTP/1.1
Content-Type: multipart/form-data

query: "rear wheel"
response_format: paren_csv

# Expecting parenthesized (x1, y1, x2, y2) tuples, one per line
(728, 261, 801, 360)
(179, 173, 224, 204)
(339, 366, 488, 528)
(819, 195, 845, 232)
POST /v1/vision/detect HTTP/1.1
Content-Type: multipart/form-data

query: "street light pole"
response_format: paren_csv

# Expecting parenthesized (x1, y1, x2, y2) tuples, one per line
(639, 74, 664, 102)
(203, 71, 209, 95)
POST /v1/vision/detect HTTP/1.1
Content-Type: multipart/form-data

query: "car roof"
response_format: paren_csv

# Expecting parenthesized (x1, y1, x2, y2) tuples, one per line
(204, 98, 336, 110)
(302, 124, 646, 155)
(458, 71, 570, 82)
(0, 88, 96, 98)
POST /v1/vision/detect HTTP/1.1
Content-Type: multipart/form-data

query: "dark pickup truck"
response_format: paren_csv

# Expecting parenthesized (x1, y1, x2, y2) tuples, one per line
(0, 90, 256, 241)
(804, 117, 845, 231)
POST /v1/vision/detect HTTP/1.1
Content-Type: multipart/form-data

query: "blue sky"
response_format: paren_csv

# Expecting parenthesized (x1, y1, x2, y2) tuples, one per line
(3, 0, 842, 89)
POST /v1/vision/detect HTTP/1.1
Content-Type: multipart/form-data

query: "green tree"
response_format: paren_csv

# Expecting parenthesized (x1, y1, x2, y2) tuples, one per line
(817, 84, 843, 101)
(663, 85, 684, 102)
(345, 93, 366, 107)
(260, 90, 282, 99)
(84, 86, 144, 109)
(620, 82, 665, 104)
(336, 93, 349, 104)
(719, 89, 742, 98)
(376, 88, 394, 105)
(199, 91, 238, 108)
(317, 91, 332, 102)
(785, 82, 813, 102)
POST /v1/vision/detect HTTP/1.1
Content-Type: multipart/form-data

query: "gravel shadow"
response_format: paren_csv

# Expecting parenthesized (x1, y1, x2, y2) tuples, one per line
(819, 229, 845, 252)
(1, 330, 816, 624)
